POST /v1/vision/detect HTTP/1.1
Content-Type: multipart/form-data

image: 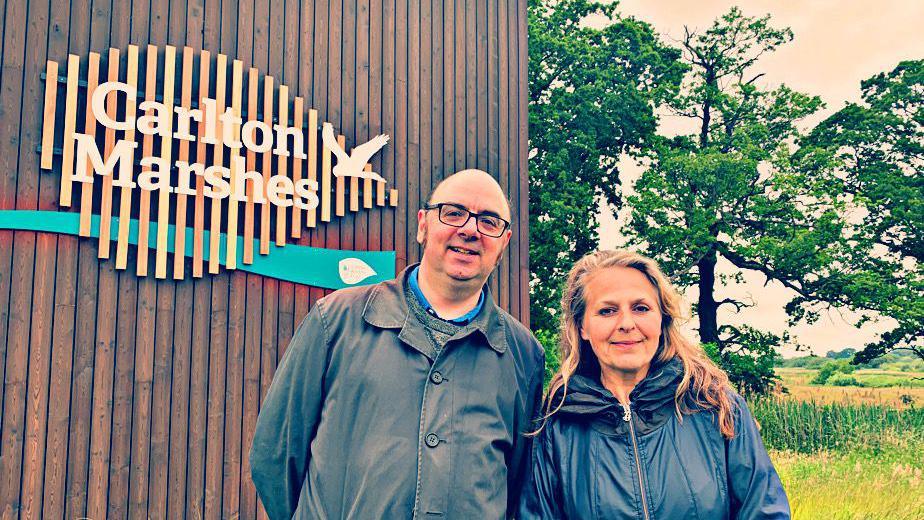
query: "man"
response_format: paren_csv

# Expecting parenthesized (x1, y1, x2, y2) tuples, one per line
(250, 169, 546, 519)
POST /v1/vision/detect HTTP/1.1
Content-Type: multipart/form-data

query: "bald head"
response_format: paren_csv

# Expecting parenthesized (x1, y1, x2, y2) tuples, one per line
(427, 169, 512, 221)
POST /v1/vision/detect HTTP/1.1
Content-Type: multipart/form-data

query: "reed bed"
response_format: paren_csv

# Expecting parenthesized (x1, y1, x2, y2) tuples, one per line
(749, 397, 924, 453)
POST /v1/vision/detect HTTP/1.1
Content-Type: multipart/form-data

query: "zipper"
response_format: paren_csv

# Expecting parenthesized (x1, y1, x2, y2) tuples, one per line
(623, 403, 650, 520)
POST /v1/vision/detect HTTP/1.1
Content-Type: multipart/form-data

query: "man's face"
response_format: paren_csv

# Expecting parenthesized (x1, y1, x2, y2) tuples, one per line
(417, 172, 512, 291)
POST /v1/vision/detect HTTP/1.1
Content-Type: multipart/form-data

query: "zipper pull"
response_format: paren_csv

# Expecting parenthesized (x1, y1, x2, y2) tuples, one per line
(621, 403, 631, 422)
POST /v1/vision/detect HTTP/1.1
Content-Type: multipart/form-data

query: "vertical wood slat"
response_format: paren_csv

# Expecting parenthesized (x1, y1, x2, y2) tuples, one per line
(321, 127, 332, 222)
(208, 53, 228, 274)
(335, 134, 345, 216)
(63, 2, 100, 512)
(307, 109, 318, 227)
(58, 55, 79, 207)
(291, 96, 304, 237)
(78, 52, 100, 237)
(518, 0, 530, 323)
(193, 50, 211, 277)
(275, 84, 289, 246)
(226, 59, 244, 269)
(243, 67, 258, 264)
(350, 176, 359, 212)
(98, 48, 120, 260)
(173, 46, 194, 279)
(363, 172, 373, 209)
(137, 46, 157, 275)
(115, 44, 139, 270)
(40, 60, 59, 170)
(376, 179, 385, 206)
(260, 75, 274, 255)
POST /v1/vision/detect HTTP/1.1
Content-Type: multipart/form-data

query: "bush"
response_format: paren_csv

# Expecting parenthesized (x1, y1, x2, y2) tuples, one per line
(811, 360, 855, 384)
(826, 373, 863, 387)
(812, 363, 838, 384)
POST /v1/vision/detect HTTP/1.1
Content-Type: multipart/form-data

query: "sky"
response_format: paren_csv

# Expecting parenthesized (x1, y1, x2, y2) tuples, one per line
(593, 0, 924, 356)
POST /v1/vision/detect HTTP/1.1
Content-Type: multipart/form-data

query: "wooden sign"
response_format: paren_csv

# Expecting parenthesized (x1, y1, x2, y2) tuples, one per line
(38, 45, 396, 281)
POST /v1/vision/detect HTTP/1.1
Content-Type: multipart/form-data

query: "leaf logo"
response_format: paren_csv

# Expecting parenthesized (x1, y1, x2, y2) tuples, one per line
(339, 258, 378, 285)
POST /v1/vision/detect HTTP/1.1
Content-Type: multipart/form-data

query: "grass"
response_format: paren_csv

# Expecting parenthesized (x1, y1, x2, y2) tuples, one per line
(772, 446, 924, 520)
(752, 369, 924, 519)
(774, 368, 924, 408)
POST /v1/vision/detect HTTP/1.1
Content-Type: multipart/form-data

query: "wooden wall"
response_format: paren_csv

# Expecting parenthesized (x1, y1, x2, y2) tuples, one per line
(0, 0, 529, 518)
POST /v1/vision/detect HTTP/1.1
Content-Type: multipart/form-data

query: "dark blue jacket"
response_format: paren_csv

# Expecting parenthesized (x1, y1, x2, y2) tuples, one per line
(519, 358, 790, 519)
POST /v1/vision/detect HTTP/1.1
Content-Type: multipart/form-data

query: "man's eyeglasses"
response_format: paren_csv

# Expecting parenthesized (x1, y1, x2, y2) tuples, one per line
(422, 203, 510, 238)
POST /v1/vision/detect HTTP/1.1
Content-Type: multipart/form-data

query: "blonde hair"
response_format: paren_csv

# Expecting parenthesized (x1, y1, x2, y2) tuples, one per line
(540, 250, 737, 438)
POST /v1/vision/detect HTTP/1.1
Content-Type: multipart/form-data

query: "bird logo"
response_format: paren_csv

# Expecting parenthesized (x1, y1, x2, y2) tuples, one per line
(322, 122, 390, 182)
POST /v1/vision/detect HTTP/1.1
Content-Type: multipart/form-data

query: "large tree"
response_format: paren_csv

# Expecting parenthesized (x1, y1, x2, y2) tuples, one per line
(624, 8, 828, 393)
(528, 0, 685, 335)
(795, 60, 923, 363)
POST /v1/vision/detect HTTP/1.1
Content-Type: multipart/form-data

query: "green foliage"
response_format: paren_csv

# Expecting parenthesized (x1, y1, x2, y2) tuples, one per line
(534, 328, 561, 387)
(825, 348, 856, 360)
(780, 350, 924, 372)
(714, 326, 780, 394)
(777, 355, 828, 369)
(527, 0, 686, 333)
(825, 373, 862, 387)
(811, 363, 838, 385)
(795, 60, 924, 365)
(623, 8, 825, 395)
(811, 360, 856, 384)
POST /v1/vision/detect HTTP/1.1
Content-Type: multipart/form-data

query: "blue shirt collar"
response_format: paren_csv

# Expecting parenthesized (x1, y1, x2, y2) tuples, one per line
(409, 266, 485, 325)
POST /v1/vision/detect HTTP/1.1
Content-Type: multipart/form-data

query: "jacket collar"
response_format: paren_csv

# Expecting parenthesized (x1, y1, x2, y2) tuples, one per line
(363, 264, 508, 356)
(557, 357, 685, 434)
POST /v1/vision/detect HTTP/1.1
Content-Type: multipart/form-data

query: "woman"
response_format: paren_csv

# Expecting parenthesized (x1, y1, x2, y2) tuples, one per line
(519, 250, 790, 519)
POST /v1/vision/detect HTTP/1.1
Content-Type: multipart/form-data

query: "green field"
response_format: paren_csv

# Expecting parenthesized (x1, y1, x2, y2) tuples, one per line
(752, 367, 924, 519)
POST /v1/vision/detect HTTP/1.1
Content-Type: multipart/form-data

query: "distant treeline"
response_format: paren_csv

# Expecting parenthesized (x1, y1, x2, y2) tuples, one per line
(778, 348, 924, 372)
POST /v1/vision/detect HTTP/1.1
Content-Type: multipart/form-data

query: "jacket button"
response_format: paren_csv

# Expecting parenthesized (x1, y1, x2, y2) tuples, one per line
(425, 433, 440, 448)
(430, 371, 444, 384)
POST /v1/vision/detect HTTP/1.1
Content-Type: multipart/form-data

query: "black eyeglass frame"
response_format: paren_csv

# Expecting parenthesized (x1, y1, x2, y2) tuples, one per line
(422, 203, 511, 238)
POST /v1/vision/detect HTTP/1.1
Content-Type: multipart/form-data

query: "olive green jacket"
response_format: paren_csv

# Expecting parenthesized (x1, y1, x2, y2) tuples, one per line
(250, 266, 546, 519)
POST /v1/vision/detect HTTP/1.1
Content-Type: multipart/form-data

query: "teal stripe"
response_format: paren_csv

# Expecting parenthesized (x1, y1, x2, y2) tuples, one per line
(0, 209, 395, 289)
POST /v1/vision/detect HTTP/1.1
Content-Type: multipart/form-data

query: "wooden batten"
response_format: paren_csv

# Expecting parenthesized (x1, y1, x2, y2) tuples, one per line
(275, 84, 289, 247)
(208, 53, 228, 274)
(40, 60, 58, 170)
(58, 55, 80, 207)
(243, 67, 258, 264)
(307, 109, 318, 227)
(291, 97, 304, 238)
(260, 75, 274, 255)
(321, 133, 332, 223)
(154, 45, 176, 279)
(99, 48, 120, 261)
(363, 167, 373, 209)
(389, 189, 399, 207)
(225, 59, 244, 270)
(79, 52, 100, 237)
(137, 45, 158, 275)
(335, 134, 345, 217)
(377, 178, 386, 207)
(173, 46, 195, 279)
(350, 176, 359, 212)
(114, 45, 139, 270)
(192, 50, 211, 278)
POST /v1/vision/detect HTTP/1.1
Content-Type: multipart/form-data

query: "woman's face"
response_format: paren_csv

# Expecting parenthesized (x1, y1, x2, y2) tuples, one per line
(580, 266, 663, 384)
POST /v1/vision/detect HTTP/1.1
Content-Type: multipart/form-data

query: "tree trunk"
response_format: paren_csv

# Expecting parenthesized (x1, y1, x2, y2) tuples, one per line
(697, 249, 721, 351)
